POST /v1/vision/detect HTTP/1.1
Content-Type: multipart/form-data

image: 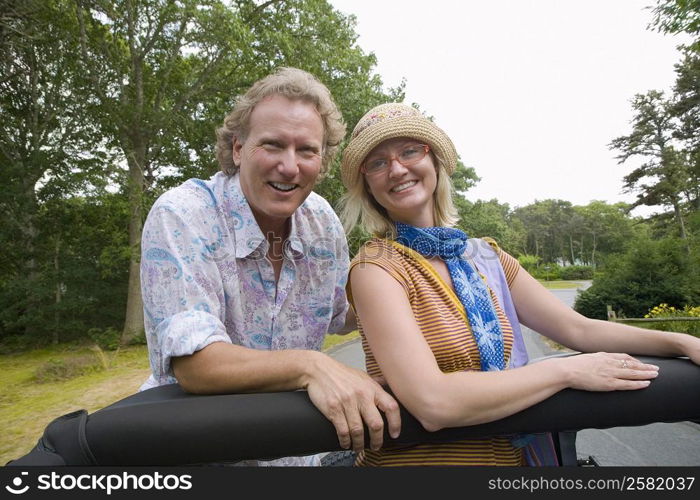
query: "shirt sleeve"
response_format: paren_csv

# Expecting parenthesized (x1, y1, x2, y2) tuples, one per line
(140, 192, 232, 385)
(498, 250, 521, 288)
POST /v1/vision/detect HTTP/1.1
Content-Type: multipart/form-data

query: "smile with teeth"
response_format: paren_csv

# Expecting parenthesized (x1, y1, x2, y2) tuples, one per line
(269, 182, 298, 192)
(391, 180, 418, 193)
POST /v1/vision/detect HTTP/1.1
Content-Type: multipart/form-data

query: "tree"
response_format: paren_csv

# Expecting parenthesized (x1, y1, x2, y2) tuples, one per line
(512, 199, 575, 264)
(649, 0, 700, 52)
(671, 53, 700, 211)
(609, 90, 693, 247)
(456, 198, 523, 255)
(574, 201, 636, 268)
(0, 0, 107, 340)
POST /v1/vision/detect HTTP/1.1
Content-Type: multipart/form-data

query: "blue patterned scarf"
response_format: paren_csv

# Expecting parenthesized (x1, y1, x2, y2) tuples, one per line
(395, 222, 505, 371)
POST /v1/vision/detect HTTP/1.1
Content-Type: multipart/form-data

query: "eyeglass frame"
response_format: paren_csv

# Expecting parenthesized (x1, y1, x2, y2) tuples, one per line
(360, 143, 431, 175)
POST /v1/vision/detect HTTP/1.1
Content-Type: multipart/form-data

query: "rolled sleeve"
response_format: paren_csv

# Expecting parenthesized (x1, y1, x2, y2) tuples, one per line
(151, 310, 231, 384)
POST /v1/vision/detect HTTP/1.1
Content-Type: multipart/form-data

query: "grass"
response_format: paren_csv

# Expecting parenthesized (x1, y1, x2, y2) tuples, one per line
(1, 332, 361, 466)
(0, 344, 151, 466)
(538, 280, 589, 289)
(322, 330, 360, 351)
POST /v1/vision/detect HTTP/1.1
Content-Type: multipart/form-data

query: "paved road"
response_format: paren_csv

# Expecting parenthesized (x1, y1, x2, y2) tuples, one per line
(328, 281, 700, 466)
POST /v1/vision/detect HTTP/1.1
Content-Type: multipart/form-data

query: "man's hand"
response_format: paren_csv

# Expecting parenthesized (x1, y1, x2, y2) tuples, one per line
(303, 352, 401, 453)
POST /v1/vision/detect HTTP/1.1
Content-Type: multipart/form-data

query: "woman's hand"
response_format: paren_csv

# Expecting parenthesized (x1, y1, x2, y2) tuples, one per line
(554, 352, 660, 392)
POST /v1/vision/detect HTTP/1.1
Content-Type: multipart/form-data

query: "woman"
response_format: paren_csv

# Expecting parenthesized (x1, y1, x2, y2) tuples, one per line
(339, 103, 700, 466)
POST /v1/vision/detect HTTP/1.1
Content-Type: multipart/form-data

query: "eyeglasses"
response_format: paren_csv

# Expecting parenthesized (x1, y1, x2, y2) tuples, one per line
(361, 144, 430, 175)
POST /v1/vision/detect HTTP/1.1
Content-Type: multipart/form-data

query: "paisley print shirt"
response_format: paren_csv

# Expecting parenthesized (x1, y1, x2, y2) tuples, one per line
(140, 171, 349, 389)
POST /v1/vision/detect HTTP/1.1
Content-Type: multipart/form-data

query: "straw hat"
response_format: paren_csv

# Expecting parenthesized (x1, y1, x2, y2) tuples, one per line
(341, 103, 458, 188)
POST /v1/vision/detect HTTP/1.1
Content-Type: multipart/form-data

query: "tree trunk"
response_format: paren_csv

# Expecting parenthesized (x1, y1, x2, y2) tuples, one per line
(671, 199, 691, 255)
(54, 236, 61, 345)
(569, 235, 575, 265)
(121, 151, 145, 345)
(19, 179, 40, 337)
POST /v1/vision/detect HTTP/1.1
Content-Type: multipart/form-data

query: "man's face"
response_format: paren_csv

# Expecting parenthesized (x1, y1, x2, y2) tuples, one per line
(233, 95, 324, 233)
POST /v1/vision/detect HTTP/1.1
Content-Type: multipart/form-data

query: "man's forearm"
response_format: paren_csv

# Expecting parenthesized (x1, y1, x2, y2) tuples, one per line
(171, 341, 323, 394)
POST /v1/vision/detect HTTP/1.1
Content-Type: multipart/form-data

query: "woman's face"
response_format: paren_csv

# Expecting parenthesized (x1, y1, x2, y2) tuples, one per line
(362, 137, 438, 227)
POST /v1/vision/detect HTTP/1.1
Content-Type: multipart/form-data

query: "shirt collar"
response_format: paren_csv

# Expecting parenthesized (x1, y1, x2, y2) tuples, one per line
(228, 173, 307, 260)
(285, 215, 306, 259)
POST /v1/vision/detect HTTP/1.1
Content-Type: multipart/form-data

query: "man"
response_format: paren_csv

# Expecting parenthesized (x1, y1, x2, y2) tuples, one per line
(139, 67, 400, 466)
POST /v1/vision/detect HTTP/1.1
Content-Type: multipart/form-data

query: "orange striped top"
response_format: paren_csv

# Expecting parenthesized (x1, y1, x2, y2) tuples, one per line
(348, 238, 523, 466)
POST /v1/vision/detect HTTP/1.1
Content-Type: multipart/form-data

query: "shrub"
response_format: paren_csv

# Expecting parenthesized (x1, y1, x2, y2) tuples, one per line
(124, 330, 147, 346)
(644, 303, 700, 319)
(0, 334, 39, 354)
(517, 254, 540, 274)
(641, 303, 700, 336)
(574, 238, 691, 320)
(87, 327, 121, 351)
(530, 263, 562, 281)
(33, 355, 103, 383)
(560, 265, 594, 280)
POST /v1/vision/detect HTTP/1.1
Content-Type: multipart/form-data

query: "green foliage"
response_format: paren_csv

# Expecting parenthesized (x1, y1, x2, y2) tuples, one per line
(530, 264, 562, 281)
(525, 259, 593, 282)
(650, 0, 700, 52)
(0, 194, 130, 344)
(456, 198, 523, 255)
(638, 303, 700, 335)
(0, 0, 113, 342)
(517, 254, 541, 273)
(671, 53, 700, 214)
(609, 90, 695, 243)
(592, 4, 700, 324)
(87, 327, 122, 351)
(574, 237, 696, 319)
(559, 265, 594, 280)
(0, 335, 41, 355)
(1, 0, 396, 347)
(510, 199, 636, 266)
(628, 319, 700, 336)
(451, 160, 481, 194)
(345, 225, 373, 259)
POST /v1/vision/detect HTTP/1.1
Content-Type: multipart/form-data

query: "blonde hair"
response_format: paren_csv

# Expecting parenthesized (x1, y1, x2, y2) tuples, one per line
(215, 67, 346, 179)
(340, 149, 459, 238)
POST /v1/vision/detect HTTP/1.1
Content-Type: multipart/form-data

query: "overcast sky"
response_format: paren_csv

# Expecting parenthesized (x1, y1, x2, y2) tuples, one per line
(329, 0, 689, 216)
